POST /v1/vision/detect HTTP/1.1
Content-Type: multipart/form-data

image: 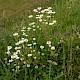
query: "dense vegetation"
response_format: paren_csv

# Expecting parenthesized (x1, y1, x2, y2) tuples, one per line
(0, 0, 80, 80)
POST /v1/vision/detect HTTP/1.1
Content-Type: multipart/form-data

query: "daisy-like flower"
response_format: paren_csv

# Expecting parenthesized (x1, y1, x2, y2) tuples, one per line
(49, 44, 51, 47)
(35, 65, 38, 69)
(22, 32, 26, 36)
(9, 59, 13, 63)
(27, 44, 32, 47)
(42, 53, 44, 56)
(27, 64, 30, 67)
(40, 45, 44, 49)
(33, 9, 38, 12)
(29, 22, 35, 26)
(47, 16, 51, 18)
(6, 51, 11, 55)
(37, 7, 41, 10)
(33, 38, 36, 40)
(49, 20, 57, 25)
(33, 29, 36, 31)
(28, 15, 33, 18)
(15, 47, 21, 50)
(34, 57, 37, 59)
(11, 54, 19, 59)
(21, 29, 26, 32)
(41, 10, 45, 13)
(27, 54, 32, 57)
(13, 33, 18, 36)
(7, 46, 12, 51)
(16, 38, 28, 45)
(48, 7, 52, 10)
(52, 20, 57, 24)
(33, 42, 36, 45)
(39, 19, 43, 22)
(51, 46, 55, 50)
(46, 41, 51, 45)
(27, 27, 31, 31)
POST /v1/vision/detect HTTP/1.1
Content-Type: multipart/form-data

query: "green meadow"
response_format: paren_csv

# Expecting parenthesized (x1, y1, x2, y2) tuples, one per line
(0, 0, 80, 80)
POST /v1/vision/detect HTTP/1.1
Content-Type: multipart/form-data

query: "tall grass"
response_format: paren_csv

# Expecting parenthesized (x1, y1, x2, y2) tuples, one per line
(0, 0, 80, 80)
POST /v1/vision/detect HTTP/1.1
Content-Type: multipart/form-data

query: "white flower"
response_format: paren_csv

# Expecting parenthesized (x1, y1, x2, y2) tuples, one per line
(49, 23, 54, 25)
(76, 46, 79, 49)
(27, 44, 32, 47)
(24, 39, 28, 42)
(27, 54, 32, 57)
(29, 47, 32, 49)
(22, 32, 26, 36)
(16, 66, 19, 69)
(25, 35, 28, 37)
(37, 7, 41, 10)
(27, 64, 30, 67)
(28, 15, 33, 18)
(47, 10, 56, 14)
(48, 7, 52, 10)
(32, 50, 36, 52)
(32, 25, 35, 28)
(21, 29, 26, 32)
(16, 50, 20, 54)
(49, 20, 56, 25)
(52, 20, 57, 24)
(33, 9, 38, 12)
(11, 54, 19, 59)
(27, 27, 31, 31)
(39, 28, 41, 30)
(13, 33, 18, 36)
(44, 20, 47, 21)
(18, 40, 24, 44)
(15, 47, 21, 50)
(41, 10, 45, 13)
(40, 45, 44, 49)
(40, 14, 43, 17)
(15, 38, 28, 45)
(33, 42, 36, 45)
(46, 41, 51, 45)
(39, 19, 42, 22)
(34, 57, 37, 59)
(35, 65, 38, 69)
(9, 59, 13, 62)
(42, 53, 44, 56)
(6, 51, 11, 55)
(33, 29, 36, 31)
(29, 22, 35, 26)
(33, 38, 36, 40)
(51, 46, 55, 50)
(44, 9, 49, 12)
(7, 46, 12, 51)
(49, 45, 51, 47)
(47, 16, 51, 18)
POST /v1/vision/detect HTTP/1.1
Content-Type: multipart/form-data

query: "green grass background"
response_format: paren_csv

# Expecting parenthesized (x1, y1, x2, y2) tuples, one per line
(0, 0, 80, 80)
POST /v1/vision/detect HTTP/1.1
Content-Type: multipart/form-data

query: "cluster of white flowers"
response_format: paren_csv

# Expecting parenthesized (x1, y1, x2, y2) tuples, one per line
(32, 7, 57, 25)
(40, 45, 44, 49)
(5, 6, 57, 71)
(46, 41, 55, 50)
